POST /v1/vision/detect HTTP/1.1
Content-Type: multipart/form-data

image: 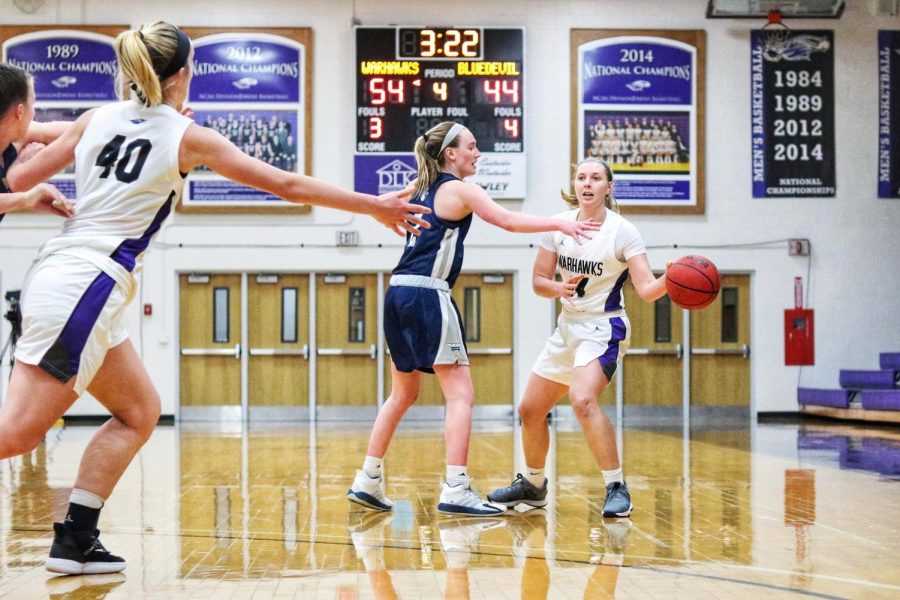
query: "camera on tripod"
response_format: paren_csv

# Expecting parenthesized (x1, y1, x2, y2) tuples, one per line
(4, 290, 22, 339)
(1, 290, 23, 367)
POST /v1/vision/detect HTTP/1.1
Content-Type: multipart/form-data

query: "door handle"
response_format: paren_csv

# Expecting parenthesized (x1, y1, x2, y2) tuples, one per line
(628, 345, 683, 358)
(691, 344, 750, 358)
(181, 343, 241, 359)
(467, 348, 512, 355)
(318, 345, 377, 358)
(249, 344, 309, 359)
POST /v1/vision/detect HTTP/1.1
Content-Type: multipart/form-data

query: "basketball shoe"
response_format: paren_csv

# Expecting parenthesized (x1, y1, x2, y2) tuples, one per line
(602, 481, 633, 518)
(438, 518, 506, 567)
(438, 477, 506, 516)
(44, 522, 126, 575)
(487, 474, 548, 508)
(347, 469, 393, 512)
(349, 511, 393, 567)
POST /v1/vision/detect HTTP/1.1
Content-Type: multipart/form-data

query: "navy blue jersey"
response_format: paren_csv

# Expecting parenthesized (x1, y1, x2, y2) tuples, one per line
(392, 172, 472, 289)
(0, 144, 18, 224)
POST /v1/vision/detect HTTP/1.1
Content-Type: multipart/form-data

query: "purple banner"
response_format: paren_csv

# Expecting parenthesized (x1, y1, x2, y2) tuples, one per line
(879, 30, 900, 199)
(191, 37, 301, 103)
(3, 33, 117, 101)
(581, 41, 692, 105)
(577, 35, 700, 209)
(354, 155, 417, 196)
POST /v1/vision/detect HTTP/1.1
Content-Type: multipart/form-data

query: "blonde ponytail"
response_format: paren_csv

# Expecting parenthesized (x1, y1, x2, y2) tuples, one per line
(413, 121, 464, 199)
(115, 21, 185, 107)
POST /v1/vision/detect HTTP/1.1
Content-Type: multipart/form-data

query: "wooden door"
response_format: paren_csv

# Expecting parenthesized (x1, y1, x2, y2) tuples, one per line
(179, 274, 242, 418)
(316, 274, 378, 417)
(690, 274, 751, 423)
(622, 278, 684, 424)
(248, 274, 310, 420)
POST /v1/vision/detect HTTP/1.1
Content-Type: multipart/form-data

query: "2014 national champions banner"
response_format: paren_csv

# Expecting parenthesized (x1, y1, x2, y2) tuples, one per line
(573, 30, 706, 214)
(879, 30, 900, 199)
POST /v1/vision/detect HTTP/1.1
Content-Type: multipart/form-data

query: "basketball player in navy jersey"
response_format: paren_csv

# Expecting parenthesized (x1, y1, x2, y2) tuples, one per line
(347, 121, 602, 516)
(488, 158, 667, 518)
(0, 63, 74, 220)
(1, 21, 428, 575)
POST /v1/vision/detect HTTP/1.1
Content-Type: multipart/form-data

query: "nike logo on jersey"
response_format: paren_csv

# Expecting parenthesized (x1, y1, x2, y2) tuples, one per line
(130, 118, 146, 124)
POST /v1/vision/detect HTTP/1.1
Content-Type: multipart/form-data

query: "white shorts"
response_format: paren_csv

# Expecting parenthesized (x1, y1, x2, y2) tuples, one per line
(14, 252, 132, 395)
(531, 313, 631, 386)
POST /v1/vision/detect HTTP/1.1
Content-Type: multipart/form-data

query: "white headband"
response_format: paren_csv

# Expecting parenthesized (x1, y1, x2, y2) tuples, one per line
(439, 123, 466, 154)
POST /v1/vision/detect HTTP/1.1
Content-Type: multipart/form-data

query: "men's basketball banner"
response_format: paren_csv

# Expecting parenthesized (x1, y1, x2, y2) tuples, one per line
(751, 29, 835, 198)
(572, 30, 706, 214)
(879, 31, 900, 199)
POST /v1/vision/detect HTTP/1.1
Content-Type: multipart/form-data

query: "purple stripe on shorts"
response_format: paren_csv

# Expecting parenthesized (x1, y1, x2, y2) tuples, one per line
(41, 271, 117, 379)
(604, 269, 629, 312)
(598, 316, 627, 367)
(109, 191, 175, 272)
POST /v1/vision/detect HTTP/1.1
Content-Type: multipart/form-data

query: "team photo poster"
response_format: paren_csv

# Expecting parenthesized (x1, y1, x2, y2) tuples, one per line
(572, 29, 706, 214)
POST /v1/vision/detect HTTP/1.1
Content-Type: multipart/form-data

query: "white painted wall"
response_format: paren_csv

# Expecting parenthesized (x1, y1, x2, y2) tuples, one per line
(1, 0, 898, 416)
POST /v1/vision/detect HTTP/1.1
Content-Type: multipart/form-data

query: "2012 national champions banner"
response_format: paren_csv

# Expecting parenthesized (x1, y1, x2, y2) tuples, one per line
(751, 29, 835, 198)
(181, 29, 311, 213)
(573, 30, 706, 214)
(1, 28, 121, 199)
(879, 30, 900, 199)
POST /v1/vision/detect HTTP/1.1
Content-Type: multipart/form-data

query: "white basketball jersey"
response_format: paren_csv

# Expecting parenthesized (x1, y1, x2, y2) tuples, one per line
(38, 101, 193, 279)
(540, 208, 646, 315)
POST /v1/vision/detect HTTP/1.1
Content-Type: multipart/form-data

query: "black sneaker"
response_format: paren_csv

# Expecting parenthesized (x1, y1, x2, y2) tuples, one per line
(45, 522, 126, 575)
(602, 482, 633, 518)
(487, 474, 548, 508)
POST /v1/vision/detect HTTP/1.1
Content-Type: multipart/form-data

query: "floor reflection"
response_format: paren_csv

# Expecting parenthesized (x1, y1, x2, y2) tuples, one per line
(0, 419, 897, 598)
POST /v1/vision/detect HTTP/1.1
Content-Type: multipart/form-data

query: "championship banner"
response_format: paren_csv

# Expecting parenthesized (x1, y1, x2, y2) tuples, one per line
(572, 30, 705, 214)
(1, 27, 123, 199)
(180, 28, 312, 213)
(879, 31, 900, 199)
(751, 29, 835, 198)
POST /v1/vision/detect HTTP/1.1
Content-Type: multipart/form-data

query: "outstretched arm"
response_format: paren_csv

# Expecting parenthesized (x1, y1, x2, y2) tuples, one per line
(627, 253, 667, 302)
(7, 110, 94, 192)
(25, 120, 71, 145)
(180, 125, 429, 236)
(459, 183, 599, 243)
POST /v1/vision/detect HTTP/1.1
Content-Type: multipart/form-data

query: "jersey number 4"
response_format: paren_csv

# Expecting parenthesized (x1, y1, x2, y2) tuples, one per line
(95, 135, 152, 183)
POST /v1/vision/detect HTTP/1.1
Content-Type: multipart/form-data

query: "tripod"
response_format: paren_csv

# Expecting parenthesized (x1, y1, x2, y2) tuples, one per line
(1, 290, 22, 370)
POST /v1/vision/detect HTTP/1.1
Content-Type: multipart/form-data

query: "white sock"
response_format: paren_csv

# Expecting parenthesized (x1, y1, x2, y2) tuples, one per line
(362, 455, 383, 479)
(524, 466, 545, 488)
(601, 467, 624, 486)
(69, 488, 104, 509)
(446, 464, 468, 486)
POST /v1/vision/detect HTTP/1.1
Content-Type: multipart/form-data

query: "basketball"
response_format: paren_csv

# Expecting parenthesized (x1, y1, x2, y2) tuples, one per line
(665, 255, 720, 309)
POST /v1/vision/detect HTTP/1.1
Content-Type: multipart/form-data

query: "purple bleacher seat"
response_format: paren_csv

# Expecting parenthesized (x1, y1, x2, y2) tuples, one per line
(839, 369, 898, 390)
(797, 388, 851, 408)
(860, 390, 900, 411)
(880, 353, 900, 370)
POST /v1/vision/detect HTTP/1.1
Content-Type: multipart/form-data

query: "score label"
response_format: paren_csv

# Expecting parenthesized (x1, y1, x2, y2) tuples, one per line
(751, 30, 835, 197)
(354, 27, 526, 199)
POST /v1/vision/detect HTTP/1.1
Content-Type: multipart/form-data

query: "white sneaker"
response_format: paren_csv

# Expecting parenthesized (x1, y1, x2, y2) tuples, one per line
(347, 469, 393, 511)
(349, 511, 393, 562)
(437, 477, 507, 516)
(438, 518, 506, 567)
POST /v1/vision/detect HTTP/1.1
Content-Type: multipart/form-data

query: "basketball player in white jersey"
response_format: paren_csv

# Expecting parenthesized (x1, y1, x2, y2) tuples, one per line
(0, 63, 74, 219)
(488, 158, 667, 518)
(1, 21, 427, 575)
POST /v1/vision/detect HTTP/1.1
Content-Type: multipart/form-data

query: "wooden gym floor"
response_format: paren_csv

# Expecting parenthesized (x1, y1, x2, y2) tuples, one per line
(0, 418, 898, 599)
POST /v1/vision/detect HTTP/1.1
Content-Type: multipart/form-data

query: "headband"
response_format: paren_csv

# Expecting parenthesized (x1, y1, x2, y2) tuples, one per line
(439, 123, 465, 154)
(158, 26, 191, 80)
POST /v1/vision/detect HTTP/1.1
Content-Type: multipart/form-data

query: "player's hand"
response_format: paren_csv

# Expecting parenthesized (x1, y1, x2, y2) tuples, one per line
(558, 274, 585, 306)
(22, 184, 76, 217)
(559, 218, 601, 245)
(374, 188, 432, 237)
(15, 142, 45, 164)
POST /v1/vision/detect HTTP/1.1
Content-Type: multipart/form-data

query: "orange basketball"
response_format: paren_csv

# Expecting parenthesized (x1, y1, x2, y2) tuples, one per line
(665, 255, 720, 309)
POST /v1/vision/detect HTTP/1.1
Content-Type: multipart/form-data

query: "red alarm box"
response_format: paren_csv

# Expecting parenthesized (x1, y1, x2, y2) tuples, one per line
(785, 308, 814, 365)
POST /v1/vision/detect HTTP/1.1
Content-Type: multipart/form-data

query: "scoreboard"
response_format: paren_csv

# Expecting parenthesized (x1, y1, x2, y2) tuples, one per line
(354, 27, 526, 199)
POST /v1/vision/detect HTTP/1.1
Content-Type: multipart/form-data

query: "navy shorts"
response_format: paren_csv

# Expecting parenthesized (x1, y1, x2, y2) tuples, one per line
(384, 284, 468, 373)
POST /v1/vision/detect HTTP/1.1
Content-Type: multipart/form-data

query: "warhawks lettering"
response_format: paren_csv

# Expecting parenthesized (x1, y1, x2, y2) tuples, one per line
(558, 255, 603, 276)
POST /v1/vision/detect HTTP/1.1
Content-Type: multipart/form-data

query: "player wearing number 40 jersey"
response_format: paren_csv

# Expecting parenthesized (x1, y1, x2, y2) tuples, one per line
(1, 21, 428, 577)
